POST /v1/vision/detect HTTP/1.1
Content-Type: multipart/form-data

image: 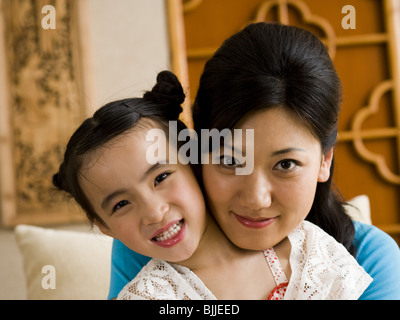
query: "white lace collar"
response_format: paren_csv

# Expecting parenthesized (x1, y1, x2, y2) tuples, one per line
(284, 220, 372, 299)
(117, 221, 372, 300)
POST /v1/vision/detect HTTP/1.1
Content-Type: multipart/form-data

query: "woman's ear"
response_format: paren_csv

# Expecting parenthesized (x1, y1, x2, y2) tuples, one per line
(318, 147, 334, 183)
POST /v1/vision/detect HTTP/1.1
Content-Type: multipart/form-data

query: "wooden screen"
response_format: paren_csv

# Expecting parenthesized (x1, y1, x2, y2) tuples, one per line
(176, 0, 400, 243)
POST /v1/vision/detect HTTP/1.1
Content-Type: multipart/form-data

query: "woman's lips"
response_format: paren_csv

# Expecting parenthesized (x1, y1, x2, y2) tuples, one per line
(151, 219, 186, 248)
(233, 213, 276, 229)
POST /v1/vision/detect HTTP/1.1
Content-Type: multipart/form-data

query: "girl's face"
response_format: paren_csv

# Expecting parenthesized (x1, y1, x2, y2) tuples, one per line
(202, 106, 333, 250)
(79, 120, 207, 262)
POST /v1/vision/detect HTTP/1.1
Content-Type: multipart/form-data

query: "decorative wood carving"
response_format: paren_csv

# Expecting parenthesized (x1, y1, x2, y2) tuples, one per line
(0, 0, 90, 226)
(185, 0, 400, 188)
(167, 0, 192, 127)
(178, 0, 400, 237)
(183, 0, 203, 13)
(252, 0, 336, 58)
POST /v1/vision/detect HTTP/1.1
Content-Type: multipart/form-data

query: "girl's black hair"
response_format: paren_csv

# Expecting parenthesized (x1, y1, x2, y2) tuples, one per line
(53, 71, 186, 227)
(193, 22, 356, 256)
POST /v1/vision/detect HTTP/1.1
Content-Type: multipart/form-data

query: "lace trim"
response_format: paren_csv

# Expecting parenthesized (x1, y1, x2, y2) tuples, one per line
(267, 282, 289, 300)
(117, 221, 372, 300)
(264, 247, 288, 300)
(264, 247, 288, 285)
(284, 220, 373, 300)
(117, 259, 216, 300)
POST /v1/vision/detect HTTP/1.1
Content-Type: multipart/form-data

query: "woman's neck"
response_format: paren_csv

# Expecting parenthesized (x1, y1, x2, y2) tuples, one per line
(177, 213, 248, 271)
(173, 213, 283, 299)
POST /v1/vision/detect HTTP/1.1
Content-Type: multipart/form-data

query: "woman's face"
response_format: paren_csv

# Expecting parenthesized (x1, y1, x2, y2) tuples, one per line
(201, 106, 333, 250)
(79, 120, 207, 262)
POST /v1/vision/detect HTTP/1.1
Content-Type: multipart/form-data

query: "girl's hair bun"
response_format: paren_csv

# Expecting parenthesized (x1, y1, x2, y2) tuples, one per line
(144, 71, 185, 120)
(52, 163, 67, 192)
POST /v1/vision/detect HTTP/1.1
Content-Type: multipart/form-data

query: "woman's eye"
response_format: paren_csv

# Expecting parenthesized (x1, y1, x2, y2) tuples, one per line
(274, 159, 299, 171)
(154, 172, 171, 186)
(112, 200, 130, 213)
(219, 155, 242, 168)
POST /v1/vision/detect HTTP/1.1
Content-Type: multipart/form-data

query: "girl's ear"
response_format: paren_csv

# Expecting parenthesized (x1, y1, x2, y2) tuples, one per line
(318, 147, 334, 183)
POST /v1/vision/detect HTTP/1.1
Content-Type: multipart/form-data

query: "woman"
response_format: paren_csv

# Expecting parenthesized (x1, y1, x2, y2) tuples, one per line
(108, 23, 400, 300)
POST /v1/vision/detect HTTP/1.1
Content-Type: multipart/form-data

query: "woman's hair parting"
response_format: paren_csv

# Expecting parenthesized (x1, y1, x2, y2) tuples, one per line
(53, 70, 186, 227)
(193, 22, 356, 255)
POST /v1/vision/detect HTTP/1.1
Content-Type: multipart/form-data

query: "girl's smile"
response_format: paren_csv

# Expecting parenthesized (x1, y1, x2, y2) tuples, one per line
(151, 219, 186, 248)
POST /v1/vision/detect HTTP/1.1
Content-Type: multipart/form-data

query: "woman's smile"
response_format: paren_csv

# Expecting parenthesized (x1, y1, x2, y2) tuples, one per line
(233, 212, 277, 229)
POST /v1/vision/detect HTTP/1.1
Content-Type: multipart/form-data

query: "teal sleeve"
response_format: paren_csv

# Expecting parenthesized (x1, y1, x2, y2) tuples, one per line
(107, 239, 151, 299)
(354, 221, 400, 300)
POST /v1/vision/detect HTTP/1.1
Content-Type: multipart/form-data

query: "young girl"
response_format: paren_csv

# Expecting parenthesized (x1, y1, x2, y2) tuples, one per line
(54, 70, 371, 300)
(108, 23, 400, 300)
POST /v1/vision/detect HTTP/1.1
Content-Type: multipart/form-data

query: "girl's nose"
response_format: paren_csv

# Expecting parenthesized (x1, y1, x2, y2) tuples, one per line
(238, 173, 272, 211)
(142, 202, 169, 225)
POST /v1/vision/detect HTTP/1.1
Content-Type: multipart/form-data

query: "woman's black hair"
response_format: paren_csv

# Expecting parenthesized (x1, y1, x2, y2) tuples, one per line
(193, 22, 356, 256)
(53, 71, 186, 227)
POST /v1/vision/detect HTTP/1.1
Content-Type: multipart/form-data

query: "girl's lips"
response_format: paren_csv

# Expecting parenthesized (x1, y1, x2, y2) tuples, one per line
(233, 213, 276, 229)
(151, 219, 186, 248)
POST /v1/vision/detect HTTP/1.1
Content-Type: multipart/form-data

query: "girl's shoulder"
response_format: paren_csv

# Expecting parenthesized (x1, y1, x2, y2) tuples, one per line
(117, 259, 216, 300)
(353, 221, 400, 300)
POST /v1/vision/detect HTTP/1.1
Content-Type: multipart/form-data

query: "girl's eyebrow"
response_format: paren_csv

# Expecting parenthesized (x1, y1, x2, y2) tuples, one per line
(101, 189, 128, 211)
(101, 162, 166, 211)
(271, 148, 306, 157)
(140, 162, 165, 182)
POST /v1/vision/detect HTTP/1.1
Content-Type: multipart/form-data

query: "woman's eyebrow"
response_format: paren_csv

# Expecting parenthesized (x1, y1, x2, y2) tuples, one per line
(270, 148, 306, 157)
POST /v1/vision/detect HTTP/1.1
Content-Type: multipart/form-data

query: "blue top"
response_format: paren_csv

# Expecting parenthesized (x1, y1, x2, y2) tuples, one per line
(107, 221, 400, 300)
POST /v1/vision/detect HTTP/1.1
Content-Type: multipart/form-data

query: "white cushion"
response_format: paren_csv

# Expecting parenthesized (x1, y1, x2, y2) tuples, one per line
(14, 224, 112, 300)
(345, 195, 372, 225)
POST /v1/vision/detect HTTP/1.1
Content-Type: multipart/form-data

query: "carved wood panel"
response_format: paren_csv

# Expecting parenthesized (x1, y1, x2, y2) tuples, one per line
(0, 0, 89, 226)
(177, 0, 400, 242)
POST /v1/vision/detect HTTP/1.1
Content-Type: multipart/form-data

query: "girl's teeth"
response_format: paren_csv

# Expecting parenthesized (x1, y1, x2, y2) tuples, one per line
(154, 221, 183, 242)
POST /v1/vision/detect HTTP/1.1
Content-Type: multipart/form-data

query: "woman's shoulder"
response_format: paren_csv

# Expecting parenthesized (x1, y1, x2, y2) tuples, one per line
(286, 221, 372, 299)
(353, 221, 400, 300)
(353, 221, 399, 261)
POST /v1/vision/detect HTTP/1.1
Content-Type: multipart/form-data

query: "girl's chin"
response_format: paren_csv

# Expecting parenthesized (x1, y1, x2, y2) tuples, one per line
(160, 245, 198, 264)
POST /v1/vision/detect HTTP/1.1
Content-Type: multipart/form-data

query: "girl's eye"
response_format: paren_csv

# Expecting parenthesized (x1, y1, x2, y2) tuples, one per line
(154, 172, 171, 186)
(274, 159, 299, 171)
(112, 200, 130, 213)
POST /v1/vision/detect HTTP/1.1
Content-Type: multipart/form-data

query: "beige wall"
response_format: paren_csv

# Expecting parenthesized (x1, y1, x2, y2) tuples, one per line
(86, 0, 170, 110)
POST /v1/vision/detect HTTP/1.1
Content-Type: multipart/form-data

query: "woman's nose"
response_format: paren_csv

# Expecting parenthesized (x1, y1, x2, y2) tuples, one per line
(238, 173, 272, 211)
